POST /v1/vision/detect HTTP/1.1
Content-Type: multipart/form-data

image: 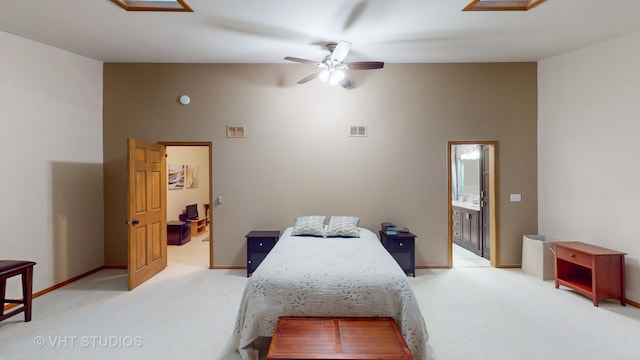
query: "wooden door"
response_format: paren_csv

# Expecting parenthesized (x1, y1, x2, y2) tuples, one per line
(480, 145, 491, 260)
(127, 138, 167, 290)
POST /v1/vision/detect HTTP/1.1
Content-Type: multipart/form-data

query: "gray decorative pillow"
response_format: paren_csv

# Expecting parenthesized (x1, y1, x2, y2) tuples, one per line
(291, 215, 326, 237)
(325, 216, 360, 237)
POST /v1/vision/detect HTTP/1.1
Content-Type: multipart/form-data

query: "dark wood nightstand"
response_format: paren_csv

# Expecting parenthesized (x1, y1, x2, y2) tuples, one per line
(246, 230, 280, 277)
(380, 231, 416, 277)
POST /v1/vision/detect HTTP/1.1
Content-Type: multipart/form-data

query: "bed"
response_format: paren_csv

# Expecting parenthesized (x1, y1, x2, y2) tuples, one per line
(232, 222, 429, 360)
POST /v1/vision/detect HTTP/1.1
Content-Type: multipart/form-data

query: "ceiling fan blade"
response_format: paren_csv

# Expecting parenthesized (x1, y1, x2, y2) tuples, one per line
(331, 41, 352, 63)
(340, 1, 369, 32)
(339, 74, 353, 89)
(285, 56, 320, 65)
(347, 61, 384, 70)
(297, 72, 321, 84)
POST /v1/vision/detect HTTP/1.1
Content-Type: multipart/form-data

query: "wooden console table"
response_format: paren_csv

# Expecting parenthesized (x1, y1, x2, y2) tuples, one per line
(190, 218, 207, 237)
(554, 241, 626, 306)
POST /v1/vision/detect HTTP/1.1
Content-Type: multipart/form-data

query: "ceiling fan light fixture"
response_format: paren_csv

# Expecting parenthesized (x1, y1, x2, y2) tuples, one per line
(319, 70, 330, 82)
(284, 40, 384, 89)
(330, 71, 345, 85)
(318, 69, 346, 85)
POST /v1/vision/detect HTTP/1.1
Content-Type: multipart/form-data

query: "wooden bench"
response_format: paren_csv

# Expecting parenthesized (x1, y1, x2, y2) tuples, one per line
(1, 260, 36, 322)
(267, 317, 413, 360)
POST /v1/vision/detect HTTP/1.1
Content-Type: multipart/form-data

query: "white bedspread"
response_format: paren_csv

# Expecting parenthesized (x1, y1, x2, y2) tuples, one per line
(232, 227, 429, 360)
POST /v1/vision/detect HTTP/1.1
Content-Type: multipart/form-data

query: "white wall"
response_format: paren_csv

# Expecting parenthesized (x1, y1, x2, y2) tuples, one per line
(166, 146, 210, 222)
(0, 32, 104, 297)
(538, 30, 640, 303)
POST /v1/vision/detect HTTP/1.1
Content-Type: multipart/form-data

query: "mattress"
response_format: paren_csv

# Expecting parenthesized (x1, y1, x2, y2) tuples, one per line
(232, 227, 429, 360)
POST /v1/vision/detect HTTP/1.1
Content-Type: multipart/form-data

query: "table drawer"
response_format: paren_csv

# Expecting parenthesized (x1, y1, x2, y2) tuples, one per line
(247, 251, 269, 272)
(556, 246, 592, 268)
(247, 237, 276, 251)
(387, 237, 414, 251)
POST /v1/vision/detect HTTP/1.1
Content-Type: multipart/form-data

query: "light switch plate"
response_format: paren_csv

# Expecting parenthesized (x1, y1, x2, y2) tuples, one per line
(510, 194, 522, 202)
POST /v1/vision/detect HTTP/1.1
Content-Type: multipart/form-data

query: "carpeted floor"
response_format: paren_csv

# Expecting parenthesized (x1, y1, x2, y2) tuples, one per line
(1, 255, 639, 359)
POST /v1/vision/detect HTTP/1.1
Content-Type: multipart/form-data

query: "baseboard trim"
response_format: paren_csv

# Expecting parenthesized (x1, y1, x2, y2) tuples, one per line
(496, 265, 522, 268)
(103, 264, 127, 269)
(210, 265, 245, 270)
(416, 265, 449, 269)
(3, 265, 106, 312)
(625, 298, 640, 308)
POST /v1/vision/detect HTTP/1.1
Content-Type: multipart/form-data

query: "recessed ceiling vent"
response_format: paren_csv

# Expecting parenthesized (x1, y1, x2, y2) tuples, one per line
(350, 126, 367, 137)
(463, 0, 546, 11)
(110, 0, 193, 12)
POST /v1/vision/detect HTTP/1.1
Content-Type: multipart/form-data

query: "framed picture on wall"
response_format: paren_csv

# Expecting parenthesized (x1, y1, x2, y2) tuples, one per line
(186, 165, 199, 189)
(168, 163, 185, 190)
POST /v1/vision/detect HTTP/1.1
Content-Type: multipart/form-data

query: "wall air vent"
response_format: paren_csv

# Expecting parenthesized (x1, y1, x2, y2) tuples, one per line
(226, 126, 245, 138)
(350, 125, 367, 137)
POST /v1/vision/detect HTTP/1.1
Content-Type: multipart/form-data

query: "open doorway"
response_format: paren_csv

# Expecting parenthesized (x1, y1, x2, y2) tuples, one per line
(162, 142, 213, 269)
(448, 141, 498, 268)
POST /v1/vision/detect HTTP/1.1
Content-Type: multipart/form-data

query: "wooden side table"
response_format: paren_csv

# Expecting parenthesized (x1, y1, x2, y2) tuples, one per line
(554, 241, 626, 306)
(246, 231, 280, 277)
(1, 260, 36, 322)
(380, 231, 416, 277)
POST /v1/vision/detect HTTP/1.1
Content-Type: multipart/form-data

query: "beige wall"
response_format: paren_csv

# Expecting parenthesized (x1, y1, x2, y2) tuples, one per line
(166, 146, 210, 222)
(103, 62, 538, 267)
(0, 31, 104, 296)
(539, 30, 640, 303)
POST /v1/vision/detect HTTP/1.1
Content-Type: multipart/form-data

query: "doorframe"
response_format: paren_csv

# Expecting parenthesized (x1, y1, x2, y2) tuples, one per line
(447, 141, 499, 268)
(160, 141, 213, 269)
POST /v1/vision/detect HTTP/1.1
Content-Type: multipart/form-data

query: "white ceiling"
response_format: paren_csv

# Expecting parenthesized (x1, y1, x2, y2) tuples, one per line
(1, 0, 640, 64)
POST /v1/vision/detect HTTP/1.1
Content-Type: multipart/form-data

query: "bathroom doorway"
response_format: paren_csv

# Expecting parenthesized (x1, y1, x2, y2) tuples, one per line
(448, 141, 498, 268)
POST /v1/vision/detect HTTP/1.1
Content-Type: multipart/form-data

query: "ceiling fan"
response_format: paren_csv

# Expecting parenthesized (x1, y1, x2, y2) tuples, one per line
(285, 41, 384, 89)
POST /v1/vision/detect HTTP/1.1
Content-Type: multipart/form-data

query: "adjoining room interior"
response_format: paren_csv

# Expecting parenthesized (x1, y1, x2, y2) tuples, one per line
(449, 142, 496, 268)
(165, 144, 211, 268)
(453, 243, 490, 268)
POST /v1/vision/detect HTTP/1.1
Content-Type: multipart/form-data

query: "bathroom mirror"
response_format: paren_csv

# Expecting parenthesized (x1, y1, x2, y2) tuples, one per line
(460, 159, 480, 196)
(451, 144, 480, 201)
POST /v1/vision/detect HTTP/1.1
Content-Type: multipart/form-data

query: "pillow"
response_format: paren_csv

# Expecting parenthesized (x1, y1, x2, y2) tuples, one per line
(291, 215, 326, 237)
(324, 216, 360, 237)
